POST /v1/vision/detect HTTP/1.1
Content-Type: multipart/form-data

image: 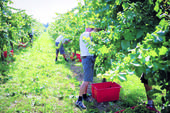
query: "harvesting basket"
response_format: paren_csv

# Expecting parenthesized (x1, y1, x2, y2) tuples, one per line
(70, 53, 82, 62)
(3, 50, 14, 58)
(19, 42, 26, 47)
(91, 82, 121, 103)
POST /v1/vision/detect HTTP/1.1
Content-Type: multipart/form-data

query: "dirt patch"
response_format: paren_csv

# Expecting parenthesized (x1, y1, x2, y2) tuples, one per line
(70, 64, 83, 81)
(70, 63, 92, 94)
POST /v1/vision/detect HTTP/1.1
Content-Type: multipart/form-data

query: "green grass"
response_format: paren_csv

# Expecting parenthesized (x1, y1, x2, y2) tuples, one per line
(0, 32, 163, 113)
(0, 32, 81, 113)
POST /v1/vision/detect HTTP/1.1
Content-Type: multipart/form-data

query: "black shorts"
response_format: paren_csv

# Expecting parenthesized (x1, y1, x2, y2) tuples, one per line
(140, 73, 148, 84)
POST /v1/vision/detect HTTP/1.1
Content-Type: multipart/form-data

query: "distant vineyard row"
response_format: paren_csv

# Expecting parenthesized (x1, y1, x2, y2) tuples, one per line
(0, 0, 44, 61)
(0, 0, 44, 83)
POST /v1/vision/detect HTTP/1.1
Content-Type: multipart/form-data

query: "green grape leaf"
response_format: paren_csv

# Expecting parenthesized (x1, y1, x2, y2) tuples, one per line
(136, 30, 143, 39)
(147, 88, 162, 96)
(154, 2, 159, 12)
(118, 75, 127, 82)
(122, 2, 129, 10)
(159, 46, 168, 55)
(156, 30, 166, 36)
(121, 40, 130, 50)
(135, 66, 145, 77)
(115, 0, 122, 5)
(152, 34, 163, 43)
(123, 31, 136, 40)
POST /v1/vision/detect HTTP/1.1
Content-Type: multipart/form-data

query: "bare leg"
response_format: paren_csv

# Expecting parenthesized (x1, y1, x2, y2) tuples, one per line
(75, 81, 88, 109)
(79, 81, 89, 96)
(55, 49, 59, 62)
(63, 54, 66, 59)
(56, 53, 58, 58)
(84, 83, 89, 95)
(144, 84, 152, 101)
(63, 54, 68, 62)
(144, 84, 155, 108)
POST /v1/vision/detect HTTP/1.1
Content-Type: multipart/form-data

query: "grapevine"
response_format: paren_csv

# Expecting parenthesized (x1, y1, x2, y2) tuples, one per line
(48, 0, 170, 111)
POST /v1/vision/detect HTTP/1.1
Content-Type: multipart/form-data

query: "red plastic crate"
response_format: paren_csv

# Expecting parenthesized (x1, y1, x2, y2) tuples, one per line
(19, 42, 26, 47)
(70, 53, 82, 62)
(3, 51, 7, 58)
(3, 50, 14, 58)
(91, 82, 121, 103)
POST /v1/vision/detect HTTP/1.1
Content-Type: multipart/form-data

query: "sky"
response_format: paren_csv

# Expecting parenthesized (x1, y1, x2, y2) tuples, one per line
(10, 0, 81, 24)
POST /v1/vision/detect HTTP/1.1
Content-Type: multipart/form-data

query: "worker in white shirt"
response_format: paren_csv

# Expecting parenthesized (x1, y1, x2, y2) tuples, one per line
(75, 27, 99, 109)
(55, 35, 70, 62)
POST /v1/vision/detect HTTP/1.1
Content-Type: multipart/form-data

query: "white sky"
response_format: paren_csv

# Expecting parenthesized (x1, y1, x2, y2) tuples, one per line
(10, 0, 81, 24)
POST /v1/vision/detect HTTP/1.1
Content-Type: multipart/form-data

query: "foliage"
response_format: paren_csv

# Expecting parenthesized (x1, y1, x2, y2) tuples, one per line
(122, 105, 156, 113)
(0, 0, 44, 58)
(0, 0, 44, 83)
(48, 0, 170, 111)
(48, 7, 85, 53)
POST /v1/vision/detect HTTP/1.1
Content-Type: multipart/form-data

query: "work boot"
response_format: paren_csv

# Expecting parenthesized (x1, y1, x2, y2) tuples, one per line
(83, 96, 92, 102)
(55, 57, 57, 62)
(65, 58, 68, 62)
(75, 101, 86, 109)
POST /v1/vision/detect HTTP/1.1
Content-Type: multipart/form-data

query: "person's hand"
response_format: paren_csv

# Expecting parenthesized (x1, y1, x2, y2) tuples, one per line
(64, 39, 71, 44)
(67, 39, 71, 42)
(64, 41, 68, 44)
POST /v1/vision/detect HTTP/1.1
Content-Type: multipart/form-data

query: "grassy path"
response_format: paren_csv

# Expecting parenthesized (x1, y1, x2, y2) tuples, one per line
(0, 32, 81, 113)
